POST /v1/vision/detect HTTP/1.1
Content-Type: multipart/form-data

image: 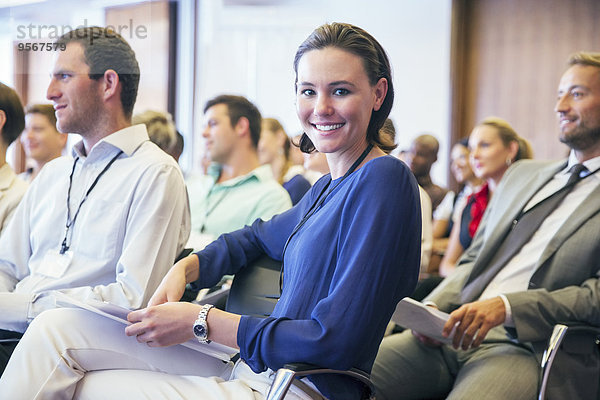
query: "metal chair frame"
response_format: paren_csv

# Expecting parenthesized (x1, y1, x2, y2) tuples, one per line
(538, 323, 600, 400)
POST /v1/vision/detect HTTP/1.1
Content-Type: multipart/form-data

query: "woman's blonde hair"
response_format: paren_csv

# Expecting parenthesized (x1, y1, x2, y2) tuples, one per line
(478, 116, 533, 162)
(132, 110, 176, 152)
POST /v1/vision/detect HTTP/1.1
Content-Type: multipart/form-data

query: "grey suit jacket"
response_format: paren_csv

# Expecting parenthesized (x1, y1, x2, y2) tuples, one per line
(426, 159, 600, 353)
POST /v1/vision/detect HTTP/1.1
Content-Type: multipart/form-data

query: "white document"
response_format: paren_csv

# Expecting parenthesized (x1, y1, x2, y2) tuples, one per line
(53, 292, 238, 362)
(391, 297, 454, 343)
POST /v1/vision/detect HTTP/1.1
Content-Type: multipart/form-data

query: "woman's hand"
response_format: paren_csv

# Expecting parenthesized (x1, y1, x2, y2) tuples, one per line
(126, 302, 242, 350)
(126, 302, 200, 347)
(148, 254, 200, 306)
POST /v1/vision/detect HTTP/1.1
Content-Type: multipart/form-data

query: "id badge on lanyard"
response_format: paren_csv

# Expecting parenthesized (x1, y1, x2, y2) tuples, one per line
(39, 249, 74, 278)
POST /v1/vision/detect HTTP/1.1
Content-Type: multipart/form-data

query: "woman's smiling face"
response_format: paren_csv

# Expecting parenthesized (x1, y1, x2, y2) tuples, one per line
(295, 47, 385, 163)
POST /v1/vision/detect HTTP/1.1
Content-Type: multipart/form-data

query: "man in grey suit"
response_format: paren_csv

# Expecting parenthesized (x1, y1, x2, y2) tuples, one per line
(372, 51, 600, 400)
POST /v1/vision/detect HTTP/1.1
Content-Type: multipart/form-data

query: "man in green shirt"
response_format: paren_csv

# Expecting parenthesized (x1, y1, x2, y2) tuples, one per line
(187, 95, 292, 250)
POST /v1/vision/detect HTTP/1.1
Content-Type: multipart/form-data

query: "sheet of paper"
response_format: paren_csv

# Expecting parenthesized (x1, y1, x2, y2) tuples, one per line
(391, 297, 454, 343)
(53, 292, 238, 361)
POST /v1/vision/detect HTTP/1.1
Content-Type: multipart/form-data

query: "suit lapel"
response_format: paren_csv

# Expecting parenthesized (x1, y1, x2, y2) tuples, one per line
(469, 162, 565, 280)
(536, 183, 600, 267)
(461, 161, 566, 300)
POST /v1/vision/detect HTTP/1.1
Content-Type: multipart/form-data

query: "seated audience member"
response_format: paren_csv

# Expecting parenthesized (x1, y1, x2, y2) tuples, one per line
(432, 137, 484, 241)
(258, 117, 311, 205)
(0, 27, 189, 375)
(186, 95, 291, 249)
(372, 51, 600, 400)
(132, 110, 177, 156)
(19, 103, 68, 182)
(405, 133, 449, 211)
(429, 138, 483, 273)
(438, 117, 532, 277)
(0, 22, 421, 400)
(0, 83, 28, 233)
(382, 118, 432, 272)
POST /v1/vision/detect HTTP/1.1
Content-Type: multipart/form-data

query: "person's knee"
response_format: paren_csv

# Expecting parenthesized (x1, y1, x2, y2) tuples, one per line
(372, 331, 451, 400)
(29, 308, 85, 331)
(449, 344, 539, 400)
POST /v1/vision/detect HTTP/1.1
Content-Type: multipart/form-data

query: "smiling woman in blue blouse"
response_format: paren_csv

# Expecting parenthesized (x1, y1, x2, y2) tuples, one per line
(0, 22, 421, 400)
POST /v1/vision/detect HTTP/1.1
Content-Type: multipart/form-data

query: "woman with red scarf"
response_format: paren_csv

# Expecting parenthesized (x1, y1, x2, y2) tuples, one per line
(439, 117, 532, 277)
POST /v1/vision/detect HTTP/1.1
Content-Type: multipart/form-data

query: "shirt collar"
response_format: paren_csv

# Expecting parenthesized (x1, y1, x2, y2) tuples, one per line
(566, 151, 600, 177)
(210, 164, 274, 187)
(71, 124, 150, 160)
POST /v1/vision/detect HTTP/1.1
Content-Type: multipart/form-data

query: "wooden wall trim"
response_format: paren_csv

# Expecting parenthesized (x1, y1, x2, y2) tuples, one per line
(447, 0, 470, 190)
(12, 44, 28, 174)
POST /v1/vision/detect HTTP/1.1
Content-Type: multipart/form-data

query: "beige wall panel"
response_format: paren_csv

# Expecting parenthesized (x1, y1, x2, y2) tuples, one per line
(106, 1, 170, 116)
(456, 0, 600, 161)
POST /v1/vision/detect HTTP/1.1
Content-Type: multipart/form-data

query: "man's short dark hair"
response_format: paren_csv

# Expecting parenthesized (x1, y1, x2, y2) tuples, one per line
(56, 26, 140, 119)
(0, 82, 25, 146)
(204, 95, 262, 148)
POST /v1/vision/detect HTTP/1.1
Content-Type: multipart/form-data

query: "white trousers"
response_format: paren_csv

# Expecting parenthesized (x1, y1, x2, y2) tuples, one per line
(0, 308, 314, 400)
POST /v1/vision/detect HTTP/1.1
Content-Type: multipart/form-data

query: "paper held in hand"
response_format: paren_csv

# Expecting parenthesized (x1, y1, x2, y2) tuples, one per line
(53, 291, 238, 362)
(391, 297, 455, 344)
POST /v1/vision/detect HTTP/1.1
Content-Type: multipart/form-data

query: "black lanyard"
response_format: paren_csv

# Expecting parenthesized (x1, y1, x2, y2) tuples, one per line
(278, 144, 374, 293)
(60, 150, 124, 254)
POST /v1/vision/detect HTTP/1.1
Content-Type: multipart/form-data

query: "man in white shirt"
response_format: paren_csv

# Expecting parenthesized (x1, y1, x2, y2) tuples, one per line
(0, 27, 190, 374)
(373, 51, 600, 400)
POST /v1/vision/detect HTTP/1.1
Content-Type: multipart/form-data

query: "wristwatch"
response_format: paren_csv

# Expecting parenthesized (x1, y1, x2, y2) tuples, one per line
(193, 304, 214, 344)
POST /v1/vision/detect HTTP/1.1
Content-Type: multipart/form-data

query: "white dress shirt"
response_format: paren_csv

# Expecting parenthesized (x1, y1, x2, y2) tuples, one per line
(0, 163, 28, 234)
(0, 124, 190, 332)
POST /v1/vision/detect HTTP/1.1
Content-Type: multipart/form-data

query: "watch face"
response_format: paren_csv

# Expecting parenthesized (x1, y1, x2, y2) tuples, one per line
(194, 323, 207, 338)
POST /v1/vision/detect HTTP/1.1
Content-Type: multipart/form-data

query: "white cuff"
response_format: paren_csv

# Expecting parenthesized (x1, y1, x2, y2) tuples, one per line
(498, 294, 514, 327)
(0, 292, 34, 333)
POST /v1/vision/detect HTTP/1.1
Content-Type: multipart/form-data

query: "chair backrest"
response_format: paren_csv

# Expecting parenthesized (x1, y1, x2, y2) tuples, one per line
(226, 254, 376, 400)
(175, 248, 193, 263)
(225, 254, 281, 317)
(539, 323, 600, 400)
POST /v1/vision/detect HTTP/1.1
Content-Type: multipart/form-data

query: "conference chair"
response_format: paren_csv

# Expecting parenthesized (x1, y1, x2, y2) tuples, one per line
(225, 255, 376, 400)
(538, 323, 600, 400)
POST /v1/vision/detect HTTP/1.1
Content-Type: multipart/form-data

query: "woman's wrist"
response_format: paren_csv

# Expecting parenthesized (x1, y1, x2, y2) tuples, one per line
(183, 254, 201, 283)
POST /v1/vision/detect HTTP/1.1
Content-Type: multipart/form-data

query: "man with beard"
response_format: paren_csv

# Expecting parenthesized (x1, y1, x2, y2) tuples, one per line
(372, 51, 600, 400)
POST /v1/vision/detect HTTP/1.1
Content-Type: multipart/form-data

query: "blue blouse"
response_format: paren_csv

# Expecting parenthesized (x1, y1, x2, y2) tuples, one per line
(192, 155, 421, 399)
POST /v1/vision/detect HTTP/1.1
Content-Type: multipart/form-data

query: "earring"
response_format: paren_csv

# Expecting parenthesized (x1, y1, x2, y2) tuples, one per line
(506, 157, 512, 166)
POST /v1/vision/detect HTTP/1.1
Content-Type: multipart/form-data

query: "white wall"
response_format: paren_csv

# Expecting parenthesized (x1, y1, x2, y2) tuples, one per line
(192, 0, 452, 183)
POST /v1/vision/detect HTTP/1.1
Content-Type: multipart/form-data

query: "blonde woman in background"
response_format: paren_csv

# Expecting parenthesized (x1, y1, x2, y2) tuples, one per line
(438, 117, 533, 277)
(133, 110, 177, 157)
